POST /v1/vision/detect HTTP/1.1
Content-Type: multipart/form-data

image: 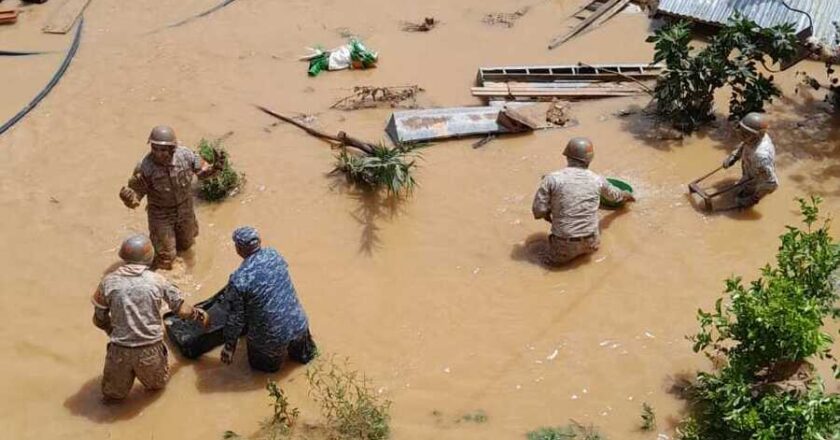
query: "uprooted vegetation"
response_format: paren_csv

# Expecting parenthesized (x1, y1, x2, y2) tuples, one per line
(331, 85, 423, 111)
(197, 138, 244, 201)
(647, 15, 797, 133)
(675, 197, 840, 440)
(257, 106, 421, 196)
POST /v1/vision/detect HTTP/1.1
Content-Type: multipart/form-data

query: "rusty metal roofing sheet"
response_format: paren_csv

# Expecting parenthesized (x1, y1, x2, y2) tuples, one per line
(657, 0, 840, 48)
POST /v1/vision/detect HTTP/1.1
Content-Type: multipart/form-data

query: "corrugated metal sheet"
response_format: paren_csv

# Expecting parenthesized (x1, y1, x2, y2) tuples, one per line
(657, 0, 840, 48)
(385, 104, 533, 144)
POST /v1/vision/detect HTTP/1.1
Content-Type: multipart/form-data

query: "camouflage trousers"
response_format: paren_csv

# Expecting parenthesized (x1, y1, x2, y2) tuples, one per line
(247, 329, 317, 373)
(102, 341, 169, 400)
(735, 180, 778, 208)
(148, 200, 198, 269)
(546, 233, 600, 265)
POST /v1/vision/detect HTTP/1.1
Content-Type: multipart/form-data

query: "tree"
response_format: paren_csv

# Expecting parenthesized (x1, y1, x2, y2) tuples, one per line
(648, 16, 797, 133)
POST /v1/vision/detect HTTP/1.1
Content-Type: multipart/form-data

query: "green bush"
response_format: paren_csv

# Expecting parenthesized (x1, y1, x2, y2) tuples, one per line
(678, 197, 840, 440)
(647, 16, 797, 132)
(306, 356, 391, 440)
(197, 138, 243, 201)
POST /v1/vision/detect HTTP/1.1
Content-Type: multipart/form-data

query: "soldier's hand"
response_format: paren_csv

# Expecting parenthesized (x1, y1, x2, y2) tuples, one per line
(221, 344, 235, 365)
(119, 187, 140, 209)
(212, 149, 227, 171)
(192, 308, 210, 328)
(722, 155, 737, 169)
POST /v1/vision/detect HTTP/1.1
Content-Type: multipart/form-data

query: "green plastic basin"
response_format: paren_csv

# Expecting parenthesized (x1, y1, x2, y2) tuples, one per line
(600, 177, 633, 209)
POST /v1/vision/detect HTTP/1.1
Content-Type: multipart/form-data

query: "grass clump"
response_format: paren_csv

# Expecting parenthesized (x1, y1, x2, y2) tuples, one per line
(334, 143, 421, 196)
(640, 402, 656, 431)
(526, 421, 604, 440)
(676, 197, 840, 440)
(306, 355, 391, 440)
(460, 409, 488, 423)
(197, 138, 243, 201)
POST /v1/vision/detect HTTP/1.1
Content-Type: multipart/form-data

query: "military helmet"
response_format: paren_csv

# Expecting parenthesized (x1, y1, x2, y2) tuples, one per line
(118, 234, 155, 265)
(739, 112, 769, 135)
(563, 137, 595, 164)
(148, 125, 178, 147)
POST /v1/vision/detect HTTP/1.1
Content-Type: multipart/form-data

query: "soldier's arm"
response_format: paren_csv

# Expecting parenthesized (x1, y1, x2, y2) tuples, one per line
(120, 164, 148, 208)
(160, 279, 209, 325)
(532, 177, 553, 221)
(599, 177, 632, 203)
(222, 283, 246, 352)
(192, 149, 225, 179)
(723, 144, 744, 169)
(91, 287, 112, 334)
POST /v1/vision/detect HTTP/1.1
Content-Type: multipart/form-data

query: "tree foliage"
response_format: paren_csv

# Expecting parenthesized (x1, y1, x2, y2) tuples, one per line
(648, 16, 797, 132)
(679, 197, 840, 440)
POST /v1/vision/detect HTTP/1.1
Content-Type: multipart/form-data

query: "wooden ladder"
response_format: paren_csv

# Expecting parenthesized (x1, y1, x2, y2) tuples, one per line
(548, 0, 632, 49)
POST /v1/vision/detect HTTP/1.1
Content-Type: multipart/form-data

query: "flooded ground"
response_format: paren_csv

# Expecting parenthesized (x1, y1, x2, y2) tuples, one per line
(1, 0, 839, 438)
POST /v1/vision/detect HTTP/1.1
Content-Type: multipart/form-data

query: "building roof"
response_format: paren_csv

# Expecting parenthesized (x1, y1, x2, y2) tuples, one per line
(657, 0, 839, 48)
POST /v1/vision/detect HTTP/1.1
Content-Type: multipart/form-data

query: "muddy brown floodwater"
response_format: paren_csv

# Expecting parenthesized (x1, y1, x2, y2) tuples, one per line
(1, 0, 839, 439)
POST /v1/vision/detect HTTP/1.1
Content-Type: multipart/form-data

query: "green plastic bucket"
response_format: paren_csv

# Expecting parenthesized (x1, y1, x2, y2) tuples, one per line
(600, 177, 633, 209)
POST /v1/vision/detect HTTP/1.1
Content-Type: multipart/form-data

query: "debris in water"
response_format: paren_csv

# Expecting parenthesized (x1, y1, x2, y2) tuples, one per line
(472, 267, 481, 275)
(443, 367, 451, 373)
(546, 349, 559, 360)
(49, 197, 60, 204)
(571, 394, 579, 400)
(595, 256, 607, 263)
(546, 101, 571, 126)
(401, 17, 438, 32)
(516, 384, 522, 390)
(482, 7, 530, 28)
(331, 85, 423, 111)
(582, 388, 589, 394)
(644, 331, 656, 338)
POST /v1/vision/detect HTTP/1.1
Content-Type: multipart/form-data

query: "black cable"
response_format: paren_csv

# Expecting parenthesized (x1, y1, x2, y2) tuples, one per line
(166, 0, 238, 29)
(0, 50, 54, 56)
(0, 18, 84, 137)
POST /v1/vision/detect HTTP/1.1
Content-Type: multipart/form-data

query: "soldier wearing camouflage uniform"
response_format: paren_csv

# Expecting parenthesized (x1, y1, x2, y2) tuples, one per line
(119, 125, 222, 270)
(722, 112, 778, 208)
(92, 234, 208, 401)
(532, 137, 635, 265)
(221, 226, 316, 373)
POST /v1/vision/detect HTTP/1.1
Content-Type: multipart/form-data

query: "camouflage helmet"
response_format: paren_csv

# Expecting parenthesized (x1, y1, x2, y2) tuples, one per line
(739, 112, 769, 135)
(118, 234, 155, 265)
(563, 137, 595, 164)
(148, 125, 178, 147)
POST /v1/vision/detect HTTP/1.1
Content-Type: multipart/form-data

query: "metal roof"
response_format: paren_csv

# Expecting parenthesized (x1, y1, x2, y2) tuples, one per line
(657, 0, 840, 48)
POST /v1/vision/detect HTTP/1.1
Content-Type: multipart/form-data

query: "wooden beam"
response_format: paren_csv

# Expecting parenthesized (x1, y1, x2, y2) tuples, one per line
(547, 0, 623, 49)
(43, 0, 91, 34)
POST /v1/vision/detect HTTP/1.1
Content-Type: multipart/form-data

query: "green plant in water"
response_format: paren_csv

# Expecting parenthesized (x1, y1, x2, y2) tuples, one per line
(306, 355, 391, 440)
(526, 421, 604, 440)
(640, 402, 656, 431)
(677, 197, 840, 440)
(263, 380, 299, 436)
(461, 409, 488, 423)
(797, 23, 840, 112)
(334, 143, 421, 196)
(198, 138, 244, 201)
(647, 15, 797, 132)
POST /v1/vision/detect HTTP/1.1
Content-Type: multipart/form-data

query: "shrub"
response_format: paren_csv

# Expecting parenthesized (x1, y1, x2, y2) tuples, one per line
(306, 356, 391, 440)
(678, 197, 840, 440)
(197, 138, 243, 201)
(647, 16, 797, 132)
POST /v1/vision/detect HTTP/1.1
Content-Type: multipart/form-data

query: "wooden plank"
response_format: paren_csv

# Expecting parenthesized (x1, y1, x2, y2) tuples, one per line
(42, 0, 91, 34)
(548, 0, 623, 49)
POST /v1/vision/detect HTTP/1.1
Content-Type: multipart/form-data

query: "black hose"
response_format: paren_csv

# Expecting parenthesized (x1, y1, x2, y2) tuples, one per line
(0, 18, 84, 137)
(779, 0, 813, 32)
(167, 0, 238, 29)
(0, 50, 54, 56)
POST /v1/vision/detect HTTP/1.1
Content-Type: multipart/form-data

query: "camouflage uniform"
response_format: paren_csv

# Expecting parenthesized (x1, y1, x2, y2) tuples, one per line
(532, 167, 625, 265)
(92, 264, 185, 400)
(124, 147, 203, 268)
(735, 134, 778, 208)
(223, 247, 315, 372)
